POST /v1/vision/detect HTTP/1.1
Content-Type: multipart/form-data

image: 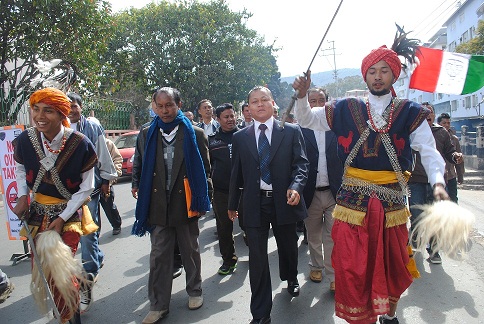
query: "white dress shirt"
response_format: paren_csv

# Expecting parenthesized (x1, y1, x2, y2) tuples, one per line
(295, 93, 445, 186)
(313, 130, 330, 187)
(253, 117, 274, 190)
(201, 119, 217, 136)
(15, 126, 95, 221)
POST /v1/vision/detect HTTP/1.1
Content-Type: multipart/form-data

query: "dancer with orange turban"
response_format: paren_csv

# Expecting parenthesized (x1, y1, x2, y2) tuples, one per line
(13, 87, 97, 323)
(293, 27, 449, 324)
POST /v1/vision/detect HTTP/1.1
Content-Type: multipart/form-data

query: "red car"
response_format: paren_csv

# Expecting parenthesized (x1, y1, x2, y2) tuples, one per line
(114, 131, 139, 176)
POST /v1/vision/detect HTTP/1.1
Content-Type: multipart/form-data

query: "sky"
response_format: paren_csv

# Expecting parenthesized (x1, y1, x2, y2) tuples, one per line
(109, 0, 460, 77)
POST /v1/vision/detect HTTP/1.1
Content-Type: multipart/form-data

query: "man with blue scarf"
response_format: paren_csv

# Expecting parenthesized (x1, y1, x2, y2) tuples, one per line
(131, 87, 211, 324)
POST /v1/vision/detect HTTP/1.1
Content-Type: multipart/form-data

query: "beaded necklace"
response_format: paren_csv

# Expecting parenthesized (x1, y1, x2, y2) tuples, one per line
(43, 132, 67, 154)
(366, 99, 395, 133)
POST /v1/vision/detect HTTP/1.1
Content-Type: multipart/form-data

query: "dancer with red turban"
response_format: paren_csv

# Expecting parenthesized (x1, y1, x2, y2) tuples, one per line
(13, 87, 97, 323)
(293, 27, 448, 324)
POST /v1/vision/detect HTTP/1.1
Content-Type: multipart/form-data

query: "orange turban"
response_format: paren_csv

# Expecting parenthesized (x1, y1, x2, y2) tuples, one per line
(29, 88, 71, 127)
(361, 45, 401, 82)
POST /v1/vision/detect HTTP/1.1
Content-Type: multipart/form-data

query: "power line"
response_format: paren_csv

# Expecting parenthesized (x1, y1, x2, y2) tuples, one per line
(412, 0, 460, 41)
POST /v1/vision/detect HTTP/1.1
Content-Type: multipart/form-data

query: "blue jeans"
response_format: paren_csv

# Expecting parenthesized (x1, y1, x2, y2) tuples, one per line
(409, 182, 433, 230)
(80, 191, 104, 275)
(409, 182, 436, 251)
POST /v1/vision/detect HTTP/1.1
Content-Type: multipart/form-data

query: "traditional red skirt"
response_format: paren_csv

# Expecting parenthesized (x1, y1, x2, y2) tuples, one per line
(332, 197, 413, 323)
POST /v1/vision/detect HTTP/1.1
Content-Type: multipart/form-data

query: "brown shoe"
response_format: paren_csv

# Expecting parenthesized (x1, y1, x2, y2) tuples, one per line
(330, 281, 335, 292)
(309, 270, 322, 283)
(142, 310, 169, 324)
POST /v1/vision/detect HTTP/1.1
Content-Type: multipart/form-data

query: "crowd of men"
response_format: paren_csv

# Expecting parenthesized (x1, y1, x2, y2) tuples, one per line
(2, 39, 468, 324)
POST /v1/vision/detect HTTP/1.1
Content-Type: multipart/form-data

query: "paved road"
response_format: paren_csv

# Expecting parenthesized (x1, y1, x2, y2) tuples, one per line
(1, 179, 483, 323)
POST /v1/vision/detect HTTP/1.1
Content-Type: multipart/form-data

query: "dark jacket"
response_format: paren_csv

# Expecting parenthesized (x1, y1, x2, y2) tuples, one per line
(410, 123, 456, 184)
(446, 132, 465, 183)
(301, 128, 344, 207)
(208, 127, 239, 193)
(228, 120, 309, 227)
(132, 124, 212, 226)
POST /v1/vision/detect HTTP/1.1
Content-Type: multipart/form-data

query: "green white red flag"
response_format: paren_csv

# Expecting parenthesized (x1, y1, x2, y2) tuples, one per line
(409, 46, 484, 95)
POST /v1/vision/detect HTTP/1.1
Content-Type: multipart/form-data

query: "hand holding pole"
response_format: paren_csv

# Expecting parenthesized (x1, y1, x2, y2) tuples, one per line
(281, 0, 344, 127)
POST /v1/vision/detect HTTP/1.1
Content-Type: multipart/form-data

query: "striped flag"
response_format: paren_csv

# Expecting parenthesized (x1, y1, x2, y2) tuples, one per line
(409, 46, 484, 95)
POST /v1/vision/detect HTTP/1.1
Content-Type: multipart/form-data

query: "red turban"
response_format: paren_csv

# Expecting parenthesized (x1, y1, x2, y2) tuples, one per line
(361, 45, 401, 82)
(29, 88, 71, 127)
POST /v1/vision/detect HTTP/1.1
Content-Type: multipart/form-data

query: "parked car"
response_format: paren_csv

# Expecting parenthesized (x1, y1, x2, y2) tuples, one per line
(114, 131, 139, 176)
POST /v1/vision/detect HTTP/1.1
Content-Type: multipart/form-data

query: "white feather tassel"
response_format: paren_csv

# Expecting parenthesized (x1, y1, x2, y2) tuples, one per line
(411, 200, 475, 260)
(31, 230, 82, 318)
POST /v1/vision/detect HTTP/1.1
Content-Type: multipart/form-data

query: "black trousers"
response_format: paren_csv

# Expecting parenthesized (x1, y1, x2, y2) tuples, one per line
(99, 185, 122, 229)
(245, 195, 298, 319)
(212, 190, 237, 265)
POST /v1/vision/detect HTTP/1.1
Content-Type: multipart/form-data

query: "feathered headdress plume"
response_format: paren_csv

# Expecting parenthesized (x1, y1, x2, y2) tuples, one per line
(30, 59, 78, 92)
(391, 23, 421, 71)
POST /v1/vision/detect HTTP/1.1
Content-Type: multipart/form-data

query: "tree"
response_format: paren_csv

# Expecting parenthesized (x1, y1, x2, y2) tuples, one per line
(0, 0, 113, 125)
(103, 0, 279, 120)
(325, 75, 367, 99)
(455, 20, 484, 55)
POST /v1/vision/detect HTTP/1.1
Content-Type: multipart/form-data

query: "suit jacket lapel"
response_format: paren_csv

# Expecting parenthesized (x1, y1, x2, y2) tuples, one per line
(306, 129, 318, 152)
(245, 124, 259, 162)
(326, 131, 336, 151)
(269, 121, 284, 163)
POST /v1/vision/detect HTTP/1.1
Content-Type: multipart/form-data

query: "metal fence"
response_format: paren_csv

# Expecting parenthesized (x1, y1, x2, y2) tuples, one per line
(83, 98, 134, 130)
(0, 87, 134, 130)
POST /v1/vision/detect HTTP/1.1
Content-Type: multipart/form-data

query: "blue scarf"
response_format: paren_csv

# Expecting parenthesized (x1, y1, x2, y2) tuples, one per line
(132, 110, 210, 236)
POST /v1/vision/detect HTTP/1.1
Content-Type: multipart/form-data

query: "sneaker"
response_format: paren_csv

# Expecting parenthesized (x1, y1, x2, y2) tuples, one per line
(0, 279, 14, 303)
(188, 295, 203, 310)
(429, 252, 442, 264)
(79, 273, 95, 313)
(112, 228, 121, 235)
(379, 315, 399, 323)
(218, 263, 237, 275)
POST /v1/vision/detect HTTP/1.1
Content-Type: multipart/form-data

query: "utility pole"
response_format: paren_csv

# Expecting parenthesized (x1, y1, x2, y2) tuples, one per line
(320, 41, 339, 97)
(328, 40, 338, 97)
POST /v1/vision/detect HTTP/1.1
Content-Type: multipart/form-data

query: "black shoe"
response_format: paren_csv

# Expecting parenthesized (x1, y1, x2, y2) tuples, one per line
(173, 267, 183, 279)
(69, 309, 81, 324)
(249, 316, 271, 324)
(112, 228, 121, 235)
(287, 280, 300, 297)
(379, 316, 399, 324)
(296, 221, 305, 233)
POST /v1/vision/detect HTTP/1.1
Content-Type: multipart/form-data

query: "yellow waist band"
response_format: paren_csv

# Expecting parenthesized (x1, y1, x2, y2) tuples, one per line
(34, 192, 67, 205)
(345, 166, 410, 185)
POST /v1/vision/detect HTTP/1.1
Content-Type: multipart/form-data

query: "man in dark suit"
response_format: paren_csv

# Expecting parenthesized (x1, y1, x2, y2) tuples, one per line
(301, 87, 343, 292)
(228, 86, 309, 324)
(132, 87, 212, 324)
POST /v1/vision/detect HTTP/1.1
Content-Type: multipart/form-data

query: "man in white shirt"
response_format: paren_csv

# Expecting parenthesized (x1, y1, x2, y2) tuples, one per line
(196, 99, 219, 136)
(300, 87, 343, 292)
